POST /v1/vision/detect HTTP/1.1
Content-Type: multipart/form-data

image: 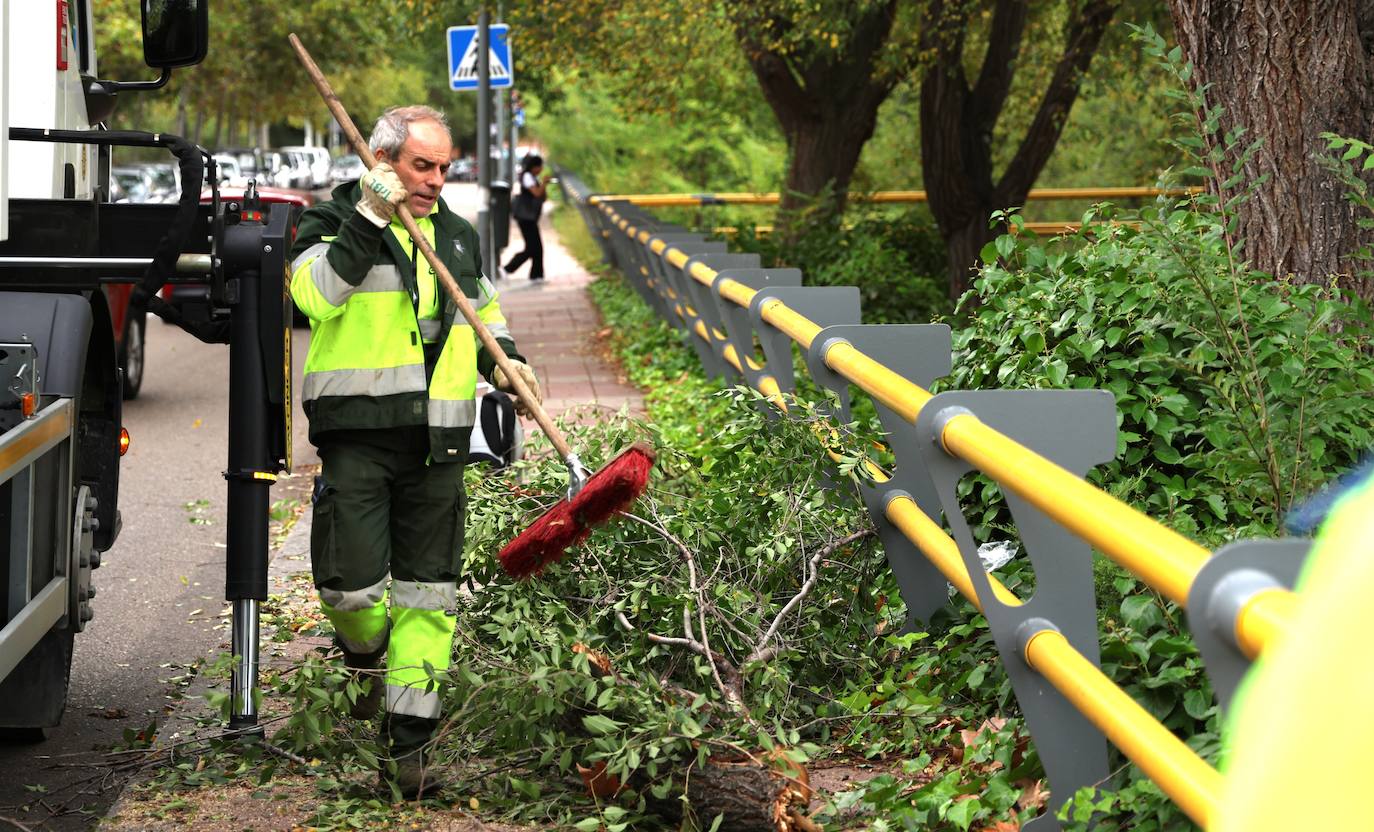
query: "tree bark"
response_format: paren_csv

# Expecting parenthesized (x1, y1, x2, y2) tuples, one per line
(175, 86, 189, 137)
(730, 2, 904, 242)
(1169, 0, 1374, 301)
(921, 0, 1119, 299)
(643, 757, 815, 832)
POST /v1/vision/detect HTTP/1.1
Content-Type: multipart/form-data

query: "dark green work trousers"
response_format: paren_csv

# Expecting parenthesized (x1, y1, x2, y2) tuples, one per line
(311, 425, 466, 755)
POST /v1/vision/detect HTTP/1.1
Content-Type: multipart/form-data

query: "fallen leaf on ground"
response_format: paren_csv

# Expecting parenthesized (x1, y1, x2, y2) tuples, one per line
(1016, 779, 1049, 812)
(577, 760, 622, 798)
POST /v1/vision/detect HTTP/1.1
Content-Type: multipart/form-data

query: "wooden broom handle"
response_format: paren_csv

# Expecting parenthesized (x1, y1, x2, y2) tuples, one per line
(288, 33, 574, 461)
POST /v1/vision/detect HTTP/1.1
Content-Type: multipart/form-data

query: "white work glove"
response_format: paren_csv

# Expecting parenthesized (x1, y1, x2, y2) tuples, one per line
(493, 360, 541, 417)
(357, 163, 407, 228)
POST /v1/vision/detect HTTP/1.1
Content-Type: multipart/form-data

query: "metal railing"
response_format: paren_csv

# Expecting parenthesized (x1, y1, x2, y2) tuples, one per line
(559, 171, 1309, 830)
(584, 186, 1200, 207)
(585, 187, 1186, 242)
(0, 395, 75, 682)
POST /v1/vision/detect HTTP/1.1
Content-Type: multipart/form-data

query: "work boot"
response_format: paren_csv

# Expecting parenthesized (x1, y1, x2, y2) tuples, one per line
(339, 635, 387, 720)
(382, 750, 448, 799)
(379, 714, 445, 799)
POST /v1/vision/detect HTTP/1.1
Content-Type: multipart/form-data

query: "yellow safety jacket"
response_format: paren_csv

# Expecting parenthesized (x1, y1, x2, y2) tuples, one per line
(289, 181, 520, 462)
(1215, 472, 1374, 830)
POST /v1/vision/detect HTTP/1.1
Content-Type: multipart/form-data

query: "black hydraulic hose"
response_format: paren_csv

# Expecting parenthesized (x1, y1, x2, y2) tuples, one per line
(125, 133, 229, 344)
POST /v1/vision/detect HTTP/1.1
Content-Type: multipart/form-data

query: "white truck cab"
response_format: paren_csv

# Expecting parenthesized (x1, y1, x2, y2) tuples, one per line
(0, 0, 271, 740)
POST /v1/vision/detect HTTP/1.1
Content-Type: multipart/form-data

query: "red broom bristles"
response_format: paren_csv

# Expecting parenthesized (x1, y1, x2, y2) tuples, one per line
(498, 442, 655, 578)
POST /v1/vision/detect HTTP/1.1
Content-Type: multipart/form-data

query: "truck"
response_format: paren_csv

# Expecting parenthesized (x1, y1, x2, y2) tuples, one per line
(0, 0, 292, 739)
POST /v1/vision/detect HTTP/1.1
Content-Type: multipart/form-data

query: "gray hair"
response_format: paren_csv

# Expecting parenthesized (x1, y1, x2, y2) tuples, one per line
(368, 106, 450, 157)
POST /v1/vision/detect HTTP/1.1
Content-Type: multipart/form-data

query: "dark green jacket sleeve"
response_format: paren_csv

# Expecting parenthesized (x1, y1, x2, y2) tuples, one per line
(291, 193, 386, 287)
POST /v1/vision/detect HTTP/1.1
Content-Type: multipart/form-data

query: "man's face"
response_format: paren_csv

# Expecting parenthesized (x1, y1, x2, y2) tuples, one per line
(377, 118, 452, 216)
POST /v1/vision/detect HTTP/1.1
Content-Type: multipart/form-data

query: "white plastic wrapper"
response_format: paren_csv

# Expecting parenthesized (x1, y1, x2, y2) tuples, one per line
(977, 540, 1020, 572)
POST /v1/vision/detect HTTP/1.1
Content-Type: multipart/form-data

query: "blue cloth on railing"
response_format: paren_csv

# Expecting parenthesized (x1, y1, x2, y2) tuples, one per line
(1283, 457, 1373, 536)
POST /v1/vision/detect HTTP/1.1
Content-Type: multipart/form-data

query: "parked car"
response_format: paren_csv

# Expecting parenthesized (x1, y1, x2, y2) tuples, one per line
(111, 165, 151, 203)
(142, 163, 180, 203)
(329, 153, 365, 184)
(273, 149, 314, 189)
(160, 187, 317, 324)
(446, 156, 476, 182)
(211, 154, 247, 188)
(99, 282, 146, 399)
(279, 145, 331, 188)
(219, 147, 269, 185)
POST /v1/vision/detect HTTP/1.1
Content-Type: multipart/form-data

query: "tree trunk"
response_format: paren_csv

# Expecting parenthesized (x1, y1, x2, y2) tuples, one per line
(1169, 0, 1374, 302)
(208, 91, 225, 148)
(175, 86, 188, 137)
(729, 1, 904, 243)
(777, 110, 887, 231)
(191, 109, 205, 146)
(643, 757, 815, 832)
(921, 0, 1118, 300)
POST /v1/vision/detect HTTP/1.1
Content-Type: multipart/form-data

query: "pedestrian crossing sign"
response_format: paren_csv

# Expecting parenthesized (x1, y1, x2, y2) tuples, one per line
(448, 24, 514, 91)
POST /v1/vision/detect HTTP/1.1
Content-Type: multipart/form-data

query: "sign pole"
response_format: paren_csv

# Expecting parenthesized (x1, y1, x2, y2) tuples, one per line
(476, 9, 491, 279)
(504, 87, 516, 182)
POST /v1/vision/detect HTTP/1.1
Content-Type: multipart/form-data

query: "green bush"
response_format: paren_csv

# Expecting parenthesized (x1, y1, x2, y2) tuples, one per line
(733, 205, 952, 324)
(949, 201, 1374, 544)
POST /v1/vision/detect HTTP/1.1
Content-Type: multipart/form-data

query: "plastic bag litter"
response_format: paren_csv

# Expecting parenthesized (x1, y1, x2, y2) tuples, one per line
(977, 540, 1020, 572)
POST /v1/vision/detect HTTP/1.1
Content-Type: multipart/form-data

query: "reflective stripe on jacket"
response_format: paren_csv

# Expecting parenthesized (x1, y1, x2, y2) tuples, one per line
(289, 181, 521, 461)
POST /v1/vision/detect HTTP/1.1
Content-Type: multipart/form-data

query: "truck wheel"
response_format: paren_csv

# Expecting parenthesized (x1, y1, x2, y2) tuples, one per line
(119, 312, 146, 400)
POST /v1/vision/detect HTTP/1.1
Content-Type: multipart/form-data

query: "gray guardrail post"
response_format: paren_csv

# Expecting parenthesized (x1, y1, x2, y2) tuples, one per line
(914, 390, 1117, 831)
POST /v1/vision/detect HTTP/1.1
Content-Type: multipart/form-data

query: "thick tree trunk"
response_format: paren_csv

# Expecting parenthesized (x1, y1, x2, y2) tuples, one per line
(566, 645, 813, 831)
(643, 758, 815, 832)
(1170, 0, 1374, 302)
(778, 107, 886, 226)
(730, 2, 903, 243)
(921, 0, 1118, 299)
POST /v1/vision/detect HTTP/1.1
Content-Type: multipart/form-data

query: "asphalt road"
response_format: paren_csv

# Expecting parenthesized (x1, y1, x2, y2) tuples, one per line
(0, 321, 316, 830)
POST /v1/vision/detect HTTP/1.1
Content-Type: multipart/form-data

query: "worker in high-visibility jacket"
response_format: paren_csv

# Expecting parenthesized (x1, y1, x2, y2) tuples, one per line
(1214, 466, 1373, 831)
(289, 104, 540, 798)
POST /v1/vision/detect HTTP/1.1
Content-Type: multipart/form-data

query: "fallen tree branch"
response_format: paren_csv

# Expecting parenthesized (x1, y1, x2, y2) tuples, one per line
(620, 511, 750, 717)
(748, 528, 874, 663)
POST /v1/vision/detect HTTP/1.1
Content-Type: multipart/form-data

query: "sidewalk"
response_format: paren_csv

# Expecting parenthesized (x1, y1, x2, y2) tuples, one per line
(493, 221, 644, 421)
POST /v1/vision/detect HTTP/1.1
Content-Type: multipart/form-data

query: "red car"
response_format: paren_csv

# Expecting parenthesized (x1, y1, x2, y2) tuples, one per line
(99, 187, 313, 400)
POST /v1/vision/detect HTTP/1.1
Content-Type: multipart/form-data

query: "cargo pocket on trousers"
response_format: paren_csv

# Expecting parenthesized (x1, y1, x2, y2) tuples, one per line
(310, 476, 342, 589)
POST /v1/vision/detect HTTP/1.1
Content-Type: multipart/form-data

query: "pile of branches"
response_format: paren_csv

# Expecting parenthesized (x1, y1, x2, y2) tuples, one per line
(442, 401, 900, 829)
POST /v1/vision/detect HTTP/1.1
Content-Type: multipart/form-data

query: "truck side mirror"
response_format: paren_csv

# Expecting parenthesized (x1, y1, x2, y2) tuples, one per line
(141, 0, 210, 69)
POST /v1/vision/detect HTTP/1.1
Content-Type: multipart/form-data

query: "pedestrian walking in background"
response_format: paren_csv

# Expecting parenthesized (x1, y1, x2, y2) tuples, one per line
(503, 153, 550, 281)
(288, 105, 543, 798)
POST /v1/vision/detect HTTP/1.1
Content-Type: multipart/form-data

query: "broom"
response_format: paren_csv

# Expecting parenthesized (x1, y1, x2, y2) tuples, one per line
(289, 35, 654, 578)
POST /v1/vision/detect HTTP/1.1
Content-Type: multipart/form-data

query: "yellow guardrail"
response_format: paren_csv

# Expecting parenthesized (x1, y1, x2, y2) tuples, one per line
(559, 172, 1303, 826)
(709, 222, 1141, 237)
(587, 186, 1201, 208)
(600, 201, 1293, 659)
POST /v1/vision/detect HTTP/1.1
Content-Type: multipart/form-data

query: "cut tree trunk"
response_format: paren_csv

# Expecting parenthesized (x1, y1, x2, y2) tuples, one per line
(1169, 0, 1374, 302)
(642, 756, 815, 832)
(566, 644, 814, 831)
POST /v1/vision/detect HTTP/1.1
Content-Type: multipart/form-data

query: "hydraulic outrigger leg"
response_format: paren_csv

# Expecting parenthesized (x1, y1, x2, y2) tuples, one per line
(220, 202, 293, 736)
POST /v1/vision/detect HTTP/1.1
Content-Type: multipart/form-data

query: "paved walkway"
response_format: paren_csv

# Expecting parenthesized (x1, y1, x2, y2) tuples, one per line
(491, 219, 644, 423)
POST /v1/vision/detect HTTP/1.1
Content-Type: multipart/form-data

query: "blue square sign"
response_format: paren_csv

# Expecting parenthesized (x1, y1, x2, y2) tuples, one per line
(448, 24, 514, 91)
